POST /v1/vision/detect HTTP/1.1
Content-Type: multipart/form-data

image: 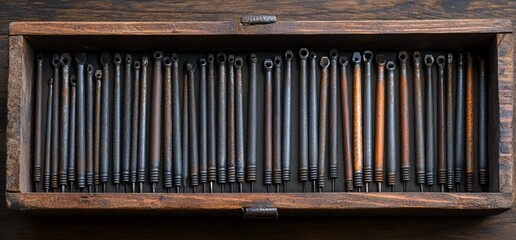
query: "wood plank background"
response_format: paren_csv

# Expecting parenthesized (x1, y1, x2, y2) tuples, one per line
(1, 1, 515, 239)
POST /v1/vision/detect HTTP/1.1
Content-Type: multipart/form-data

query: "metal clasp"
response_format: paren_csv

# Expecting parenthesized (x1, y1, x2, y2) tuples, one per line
(242, 207, 279, 219)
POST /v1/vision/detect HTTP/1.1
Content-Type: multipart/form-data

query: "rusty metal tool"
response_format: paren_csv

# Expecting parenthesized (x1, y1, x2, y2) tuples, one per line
(455, 51, 465, 191)
(273, 56, 283, 193)
(163, 57, 173, 192)
(217, 52, 227, 192)
(340, 56, 353, 192)
(308, 52, 318, 192)
(298, 49, 309, 192)
(75, 53, 87, 191)
(227, 55, 236, 193)
(182, 71, 189, 192)
(112, 53, 122, 193)
(94, 70, 102, 192)
(247, 54, 258, 192)
(352, 52, 363, 192)
(60, 53, 71, 192)
(199, 58, 208, 192)
(69, 75, 76, 192)
(318, 56, 330, 192)
(149, 51, 164, 193)
(171, 54, 183, 193)
(137, 56, 149, 193)
(374, 54, 386, 192)
(282, 50, 293, 192)
(436, 55, 447, 192)
(446, 53, 455, 191)
(235, 57, 245, 193)
(207, 54, 217, 193)
(264, 58, 273, 193)
(362, 50, 374, 192)
(478, 54, 487, 191)
(413, 51, 425, 192)
(465, 52, 474, 192)
(34, 54, 44, 191)
(187, 62, 200, 192)
(122, 54, 133, 192)
(131, 60, 141, 193)
(328, 49, 339, 192)
(86, 64, 94, 192)
(386, 61, 397, 193)
(399, 51, 410, 193)
(51, 54, 60, 191)
(44, 77, 54, 192)
(99, 52, 111, 192)
(424, 54, 435, 192)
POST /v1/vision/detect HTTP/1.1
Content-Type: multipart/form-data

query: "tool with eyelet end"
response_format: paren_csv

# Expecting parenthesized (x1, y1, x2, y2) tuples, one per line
(446, 53, 455, 192)
(436, 55, 447, 192)
(33, 54, 44, 192)
(51, 54, 61, 191)
(246, 54, 258, 193)
(455, 50, 466, 192)
(424, 54, 435, 192)
(217, 52, 227, 192)
(465, 52, 475, 192)
(149, 51, 164, 193)
(227, 55, 236, 193)
(413, 51, 425, 192)
(478, 54, 487, 191)
(137, 56, 149, 193)
(308, 52, 318, 192)
(235, 57, 245, 193)
(328, 49, 339, 192)
(282, 50, 293, 192)
(339, 56, 353, 192)
(207, 54, 217, 193)
(298, 49, 309, 192)
(68, 75, 77, 192)
(264, 58, 274, 193)
(351, 52, 363, 192)
(386, 60, 397, 193)
(59, 53, 71, 193)
(94, 70, 102, 192)
(171, 54, 183, 193)
(273, 56, 283, 193)
(374, 54, 386, 192)
(318, 56, 330, 192)
(75, 53, 87, 191)
(99, 52, 111, 193)
(362, 50, 374, 193)
(399, 51, 410, 193)
(199, 58, 208, 193)
(163, 57, 173, 192)
(44, 77, 54, 192)
(112, 53, 123, 193)
(187, 61, 199, 193)
(122, 54, 133, 192)
(86, 64, 94, 193)
(131, 60, 141, 193)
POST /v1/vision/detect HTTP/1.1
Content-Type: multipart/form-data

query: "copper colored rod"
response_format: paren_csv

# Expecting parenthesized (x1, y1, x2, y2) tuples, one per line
(263, 58, 274, 191)
(59, 53, 71, 192)
(69, 76, 77, 191)
(413, 51, 425, 192)
(86, 64, 94, 192)
(339, 56, 353, 192)
(362, 50, 374, 192)
(308, 52, 318, 192)
(182, 71, 189, 192)
(93, 70, 102, 192)
(75, 53, 87, 191)
(112, 53, 122, 193)
(386, 61, 397, 193)
(455, 51, 466, 191)
(216, 52, 227, 190)
(446, 54, 455, 191)
(227, 55, 236, 191)
(171, 54, 182, 192)
(149, 51, 164, 193)
(122, 54, 133, 190)
(436, 55, 447, 192)
(130, 61, 141, 193)
(318, 56, 330, 192)
(424, 55, 435, 191)
(351, 52, 363, 191)
(273, 56, 283, 192)
(50, 54, 61, 190)
(163, 57, 173, 190)
(234, 57, 245, 192)
(298, 49, 309, 191)
(246, 54, 258, 192)
(282, 50, 293, 192)
(137, 57, 149, 193)
(44, 78, 54, 192)
(33, 54, 44, 191)
(399, 51, 410, 191)
(478, 55, 487, 190)
(465, 52, 475, 192)
(99, 52, 111, 192)
(199, 58, 209, 191)
(374, 55, 386, 192)
(328, 49, 339, 192)
(207, 54, 217, 192)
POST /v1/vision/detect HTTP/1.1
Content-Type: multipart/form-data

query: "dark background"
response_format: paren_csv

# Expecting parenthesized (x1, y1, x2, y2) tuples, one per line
(1, 1, 515, 239)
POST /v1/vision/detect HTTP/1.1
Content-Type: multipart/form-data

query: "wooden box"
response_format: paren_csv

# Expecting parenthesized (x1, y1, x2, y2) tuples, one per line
(6, 19, 514, 216)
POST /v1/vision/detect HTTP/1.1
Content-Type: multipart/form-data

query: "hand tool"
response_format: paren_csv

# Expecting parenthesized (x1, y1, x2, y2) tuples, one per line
(282, 50, 294, 192)
(94, 70, 102, 192)
(263, 58, 274, 193)
(75, 53, 87, 191)
(399, 51, 410, 192)
(362, 50, 374, 192)
(217, 52, 227, 192)
(318, 56, 330, 192)
(100, 52, 111, 192)
(227, 55, 236, 192)
(413, 51, 425, 192)
(199, 58, 208, 192)
(131, 60, 141, 193)
(171, 54, 183, 193)
(352, 52, 363, 192)
(308, 52, 318, 192)
(455, 51, 466, 191)
(51, 54, 61, 191)
(150, 51, 164, 193)
(386, 61, 397, 192)
(187, 61, 200, 193)
(60, 53, 71, 192)
(34, 54, 44, 191)
(339, 56, 353, 192)
(478, 54, 487, 191)
(465, 52, 474, 192)
(163, 57, 173, 192)
(374, 54, 386, 192)
(436, 55, 447, 192)
(234, 56, 245, 193)
(328, 49, 339, 192)
(113, 53, 122, 193)
(44, 77, 54, 192)
(247, 54, 258, 192)
(182, 71, 189, 192)
(446, 53, 455, 191)
(424, 54, 435, 192)
(137, 56, 149, 193)
(122, 54, 133, 192)
(298, 48, 309, 192)
(69, 75, 77, 191)
(273, 56, 283, 193)
(207, 54, 217, 193)
(86, 64, 94, 192)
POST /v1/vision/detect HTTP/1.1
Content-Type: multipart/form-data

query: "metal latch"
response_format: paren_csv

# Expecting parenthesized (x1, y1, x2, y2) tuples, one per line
(240, 15, 276, 26)
(242, 207, 279, 219)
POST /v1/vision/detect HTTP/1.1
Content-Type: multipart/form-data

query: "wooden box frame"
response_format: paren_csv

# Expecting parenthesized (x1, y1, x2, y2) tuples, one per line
(6, 19, 514, 216)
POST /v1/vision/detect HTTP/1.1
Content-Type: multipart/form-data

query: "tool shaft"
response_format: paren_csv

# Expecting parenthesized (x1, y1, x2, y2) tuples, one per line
(100, 53, 111, 187)
(374, 55, 386, 187)
(76, 53, 87, 189)
(478, 55, 487, 188)
(217, 53, 227, 185)
(264, 59, 273, 187)
(455, 51, 466, 189)
(171, 54, 183, 188)
(386, 61, 397, 189)
(308, 52, 318, 185)
(425, 55, 435, 188)
(436, 55, 447, 188)
(122, 54, 133, 185)
(329, 50, 339, 186)
(150, 51, 163, 188)
(44, 78, 54, 191)
(182, 72, 189, 190)
(207, 54, 217, 185)
(246, 54, 258, 186)
(188, 62, 199, 188)
(131, 61, 141, 188)
(446, 54, 455, 191)
(413, 52, 425, 186)
(465, 52, 475, 192)
(273, 56, 283, 187)
(318, 57, 330, 190)
(33, 54, 44, 189)
(112, 54, 123, 188)
(94, 70, 102, 189)
(399, 52, 410, 186)
(59, 53, 71, 189)
(339, 56, 353, 191)
(51, 55, 60, 189)
(199, 59, 208, 186)
(69, 76, 77, 188)
(234, 57, 245, 185)
(137, 57, 149, 187)
(282, 51, 293, 186)
(227, 55, 236, 185)
(86, 65, 94, 189)
(352, 52, 364, 189)
(163, 57, 173, 189)
(362, 51, 374, 185)
(298, 49, 309, 184)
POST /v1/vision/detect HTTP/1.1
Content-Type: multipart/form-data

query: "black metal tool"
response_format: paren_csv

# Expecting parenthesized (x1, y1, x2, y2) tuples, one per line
(51, 54, 61, 191)
(60, 53, 71, 192)
(44, 77, 54, 192)
(413, 51, 425, 192)
(282, 50, 293, 192)
(131, 60, 141, 193)
(362, 50, 374, 193)
(171, 54, 183, 193)
(163, 57, 173, 192)
(386, 61, 397, 193)
(308, 52, 318, 192)
(339, 56, 353, 192)
(227, 55, 236, 192)
(76, 53, 87, 191)
(86, 64, 94, 193)
(182, 72, 189, 192)
(217, 52, 227, 192)
(436, 55, 447, 192)
(446, 53, 455, 192)
(455, 51, 465, 192)
(247, 54, 258, 193)
(352, 52, 363, 192)
(150, 51, 163, 193)
(207, 54, 217, 193)
(94, 70, 102, 192)
(318, 56, 330, 192)
(273, 56, 283, 193)
(328, 49, 339, 192)
(478, 54, 487, 191)
(375, 54, 386, 192)
(34, 54, 44, 192)
(399, 51, 410, 192)
(69, 75, 76, 192)
(137, 56, 149, 193)
(99, 52, 110, 192)
(264, 58, 273, 193)
(187, 61, 199, 192)
(424, 54, 435, 192)
(122, 54, 133, 192)
(298, 48, 309, 192)
(113, 53, 122, 193)
(234, 56, 245, 193)
(199, 58, 208, 192)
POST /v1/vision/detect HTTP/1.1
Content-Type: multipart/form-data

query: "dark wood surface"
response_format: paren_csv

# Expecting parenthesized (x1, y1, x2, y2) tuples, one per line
(1, 1, 515, 239)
